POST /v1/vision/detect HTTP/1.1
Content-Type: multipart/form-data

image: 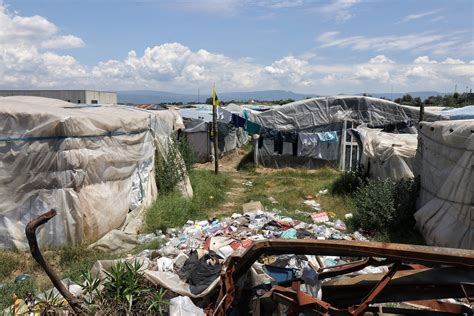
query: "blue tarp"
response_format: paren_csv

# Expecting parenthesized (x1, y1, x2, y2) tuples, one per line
(441, 105, 474, 120)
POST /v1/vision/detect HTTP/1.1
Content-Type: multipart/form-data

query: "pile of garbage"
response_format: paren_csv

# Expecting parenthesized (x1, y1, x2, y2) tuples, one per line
(94, 201, 370, 313)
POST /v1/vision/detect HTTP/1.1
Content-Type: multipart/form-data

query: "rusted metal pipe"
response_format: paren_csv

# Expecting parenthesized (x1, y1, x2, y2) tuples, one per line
(25, 209, 84, 314)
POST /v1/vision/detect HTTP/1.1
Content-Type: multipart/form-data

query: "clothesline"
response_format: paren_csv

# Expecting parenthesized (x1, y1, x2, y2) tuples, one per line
(217, 107, 339, 158)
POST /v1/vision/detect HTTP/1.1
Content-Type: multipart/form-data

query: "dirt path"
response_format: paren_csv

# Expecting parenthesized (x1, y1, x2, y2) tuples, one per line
(194, 149, 257, 215)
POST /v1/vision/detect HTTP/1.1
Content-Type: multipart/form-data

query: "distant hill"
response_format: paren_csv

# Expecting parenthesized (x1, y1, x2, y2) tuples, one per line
(360, 91, 446, 101)
(117, 90, 316, 104)
(118, 89, 447, 104)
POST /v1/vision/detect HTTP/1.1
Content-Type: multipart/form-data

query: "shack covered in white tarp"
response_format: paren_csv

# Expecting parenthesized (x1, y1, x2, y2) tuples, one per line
(414, 120, 474, 249)
(0, 96, 191, 249)
(179, 105, 248, 163)
(252, 96, 442, 168)
(350, 126, 418, 180)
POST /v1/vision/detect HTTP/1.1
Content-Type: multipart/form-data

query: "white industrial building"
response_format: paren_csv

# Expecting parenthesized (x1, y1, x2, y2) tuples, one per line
(0, 90, 117, 104)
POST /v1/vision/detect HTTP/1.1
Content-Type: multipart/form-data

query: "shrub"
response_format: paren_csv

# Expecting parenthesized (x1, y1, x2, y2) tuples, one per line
(351, 178, 396, 232)
(155, 134, 191, 194)
(331, 170, 367, 196)
(350, 178, 420, 241)
(177, 134, 195, 173)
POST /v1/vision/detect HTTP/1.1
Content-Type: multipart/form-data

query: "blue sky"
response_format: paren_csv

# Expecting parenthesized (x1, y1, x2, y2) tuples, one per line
(1, 0, 473, 94)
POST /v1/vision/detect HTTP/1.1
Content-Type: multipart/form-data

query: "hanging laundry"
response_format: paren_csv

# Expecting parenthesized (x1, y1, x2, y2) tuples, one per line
(274, 132, 284, 154)
(273, 131, 298, 156)
(244, 121, 261, 134)
(317, 131, 338, 143)
(297, 133, 319, 157)
(317, 131, 339, 161)
(231, 114, 246, 128)
(217, 108, 232, 123)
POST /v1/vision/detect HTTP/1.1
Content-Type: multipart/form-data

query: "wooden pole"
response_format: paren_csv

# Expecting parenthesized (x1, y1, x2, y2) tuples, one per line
(419, 102, 425, 122)
(339, 119, 347, 171)
(213, 102, 219, 174)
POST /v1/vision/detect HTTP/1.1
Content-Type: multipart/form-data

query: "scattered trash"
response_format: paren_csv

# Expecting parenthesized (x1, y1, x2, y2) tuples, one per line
(66, 202, 365, 314)
(243, 181, 253, 187)
(311, 212, 330, 223)
(344, 213, 353, 219)
(268, 196, 279, 204)
(14, 274, 32, 283)
(334, 219, 347, 230)
(169, 296, 205, 316)
(242, 201, 264, 213)
(304, 199, 321, 211)
(317, 189, 329, 196)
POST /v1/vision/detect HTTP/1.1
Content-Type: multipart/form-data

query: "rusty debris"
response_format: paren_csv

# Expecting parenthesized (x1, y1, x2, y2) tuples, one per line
(210, 240, 474, 315)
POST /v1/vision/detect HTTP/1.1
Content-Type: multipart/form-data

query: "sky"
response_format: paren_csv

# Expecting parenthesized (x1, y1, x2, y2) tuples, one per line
(0, 0, 473, 94)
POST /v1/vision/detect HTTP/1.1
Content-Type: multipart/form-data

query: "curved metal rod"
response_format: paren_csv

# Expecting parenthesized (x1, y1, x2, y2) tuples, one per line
(25, 209, 84, 314)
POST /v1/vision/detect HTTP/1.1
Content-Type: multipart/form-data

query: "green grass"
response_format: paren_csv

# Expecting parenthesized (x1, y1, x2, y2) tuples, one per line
(145, 169, 230, 232)
(239, 167, 353, 223)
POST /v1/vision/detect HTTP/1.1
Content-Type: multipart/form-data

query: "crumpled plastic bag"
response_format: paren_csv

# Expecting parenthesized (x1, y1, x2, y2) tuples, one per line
(169, 296, 205, 316)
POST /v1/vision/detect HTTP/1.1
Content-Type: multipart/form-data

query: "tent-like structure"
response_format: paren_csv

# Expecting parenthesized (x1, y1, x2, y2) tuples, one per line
(414, 119, 474, 249)
(350, 126, 417, 180)
(179, 105, 248, 163)
(0, 96, 191, 249)
(251, 96, 442, 168)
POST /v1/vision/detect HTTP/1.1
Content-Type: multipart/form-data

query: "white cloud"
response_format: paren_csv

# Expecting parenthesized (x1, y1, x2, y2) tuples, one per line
(316, 0, 360, 22)
(399, 9, 440, 23)
(317, 30, 474, 57)
(267, 0, 304, 9)
(441, 58, 465, 64)
(171, 0, 246, 16)
(41, 35, 85, 49)
(369, 55, 395, 64)
(0, 3, 473, 95)
(414, 56, 437, 64)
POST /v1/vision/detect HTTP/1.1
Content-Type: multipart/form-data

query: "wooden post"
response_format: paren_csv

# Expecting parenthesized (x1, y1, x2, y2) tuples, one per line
(339, 120, 347, 171)
(253, 134, 260, 166)
(419, 102, 425, 122)
(213, 102, 219, 174)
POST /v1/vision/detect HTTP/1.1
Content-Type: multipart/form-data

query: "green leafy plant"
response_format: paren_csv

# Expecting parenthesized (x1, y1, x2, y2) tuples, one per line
(78, 270, 101, 306)
(177, 134, 195, 173)
(350, 178, 421, 243)
(331, 170, 367, 196)
(77, 260, 170, 314)
(155, 135, 190, 193)
(147, 288, 169, 314)
(102, 260, 144, 313)
(351, 178, 396, 232)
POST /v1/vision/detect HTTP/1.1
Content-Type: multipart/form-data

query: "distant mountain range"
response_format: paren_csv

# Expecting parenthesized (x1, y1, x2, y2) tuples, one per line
(362, 91, 445, 101)
(117, 90, 316, 104)
(117, 89, 446, 104)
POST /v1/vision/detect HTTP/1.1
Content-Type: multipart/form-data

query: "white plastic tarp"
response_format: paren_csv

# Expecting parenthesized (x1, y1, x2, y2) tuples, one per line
(251, 96, 443, 168)
(352, 126, 417, 180)
(0, 96, 191, 249)
(414, 120, 474, 249)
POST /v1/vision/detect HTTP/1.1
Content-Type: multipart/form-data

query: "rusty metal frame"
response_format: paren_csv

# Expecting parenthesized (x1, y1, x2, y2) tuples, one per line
(210, 239, 474, 315)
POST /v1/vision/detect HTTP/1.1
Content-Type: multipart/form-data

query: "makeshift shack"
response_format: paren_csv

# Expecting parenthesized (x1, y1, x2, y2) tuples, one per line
(0, 96, 191, 249)
(350, 126, 418, 180)
(179, 105, 248, 163)
(251, 96, 441, 168)
(414, 119, 474, 249)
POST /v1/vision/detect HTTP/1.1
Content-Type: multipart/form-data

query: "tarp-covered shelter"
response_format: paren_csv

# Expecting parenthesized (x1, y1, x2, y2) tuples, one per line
(0, 96, 191, 249)
(350, 126, 417, 180)
(252, 96, 442, 168)
(179, 105, 248, 163)
(441, 105, 474, 120)
(414, 119, 474, 249)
